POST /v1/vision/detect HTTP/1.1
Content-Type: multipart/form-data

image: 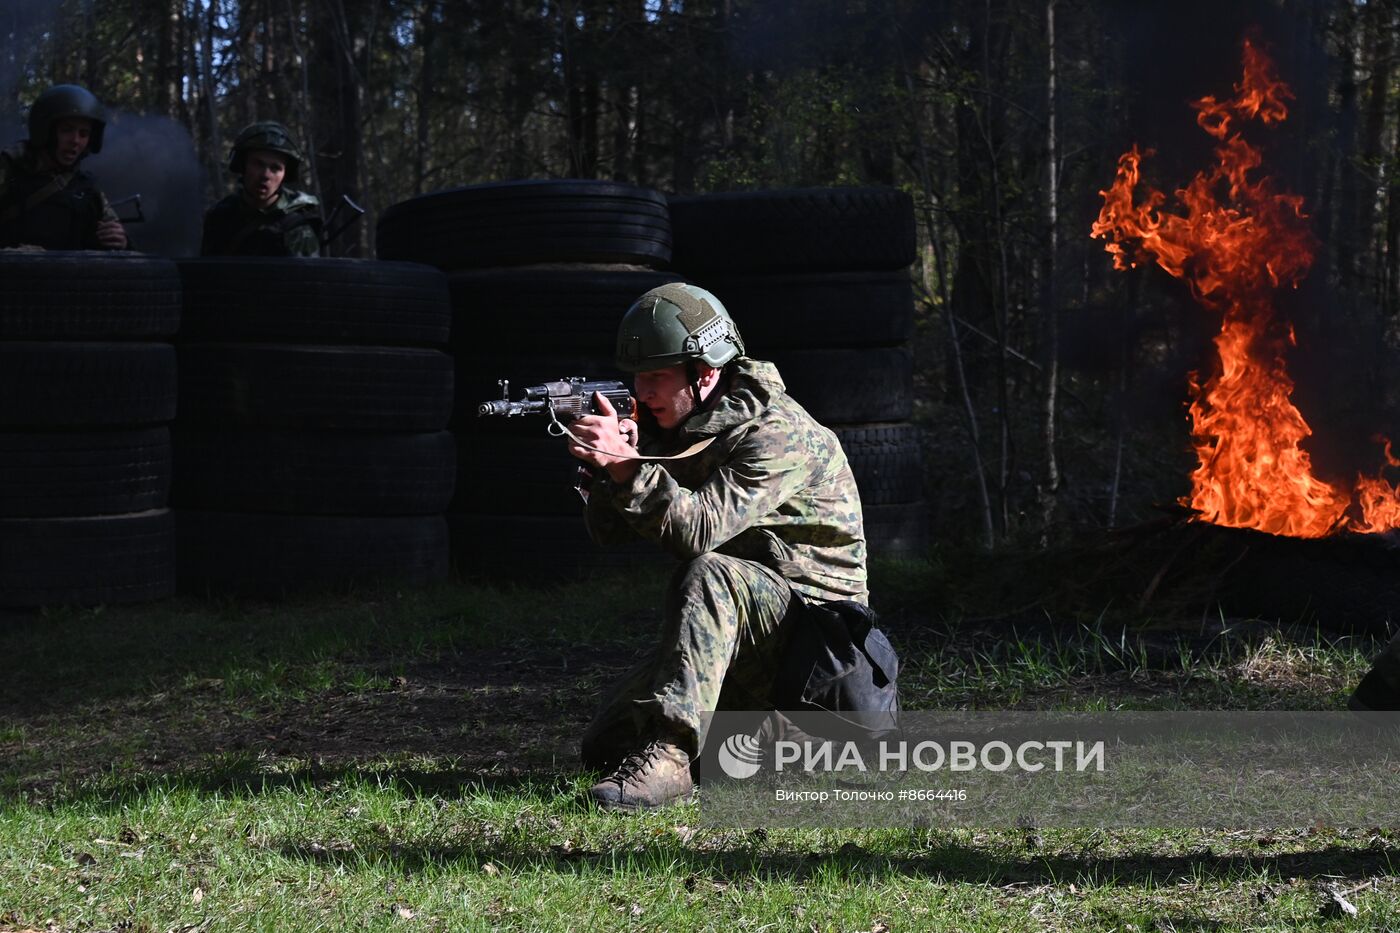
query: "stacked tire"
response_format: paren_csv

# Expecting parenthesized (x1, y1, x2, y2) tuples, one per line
(0, 252, 178, 606)
(378, 180, 679, 575)
(173, 258, 455, 596)
(668, 188, 928, 557)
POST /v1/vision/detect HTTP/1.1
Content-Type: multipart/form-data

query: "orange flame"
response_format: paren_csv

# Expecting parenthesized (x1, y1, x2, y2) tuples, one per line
(1352, 438, 1400, 534)
(1090, 40, 1384, 538)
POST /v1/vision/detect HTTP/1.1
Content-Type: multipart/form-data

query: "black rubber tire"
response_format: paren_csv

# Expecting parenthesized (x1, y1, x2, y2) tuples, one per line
(177, 343, 454, 431)
(452, 433, 594, 516)
(0, 508, 175, 607)
(177, 511, 449, 596)
(1216, 526, 1400, 636)
(0, 428, 171, 518)
(173, 429, 456, 515)
(863, 500, 930, 558)
(833, 422, 924, 506)
(377, 180, 672, 270)
(447, 268, 685, 353)
(0, 251, 181, 338)
(668, 187, 916, 273)
(0, 342, 177, 427)
(763, 347, 913, 423)
(176, 258, 451, 346)
(688, 270, 914, 349)
(446, 511, 668, 579)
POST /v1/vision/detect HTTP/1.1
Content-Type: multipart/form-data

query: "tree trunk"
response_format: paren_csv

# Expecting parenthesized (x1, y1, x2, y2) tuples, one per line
(905, 46, 995, 550)
(83, 0, 101, 94)
(1332, 6, 1360, 305)
(200, 0, 225, 195)
(1359, 1, 1393, 309)
(1038, 0, 1060, 545)
(414, 0, 436, 195)
(156, 0, 175, 117)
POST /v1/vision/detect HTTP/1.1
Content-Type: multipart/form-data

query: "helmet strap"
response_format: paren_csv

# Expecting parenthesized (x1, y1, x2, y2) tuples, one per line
(685, 360, 702, 411)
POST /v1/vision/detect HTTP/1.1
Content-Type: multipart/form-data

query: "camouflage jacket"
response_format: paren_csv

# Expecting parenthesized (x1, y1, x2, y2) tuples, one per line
(200, 186, 322, 257)
(585, 357, 868, 604)
(0, 142, 120, 250)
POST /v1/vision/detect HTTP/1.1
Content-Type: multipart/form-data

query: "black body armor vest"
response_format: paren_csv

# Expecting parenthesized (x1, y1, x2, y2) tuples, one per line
(0, 151, 106, 250)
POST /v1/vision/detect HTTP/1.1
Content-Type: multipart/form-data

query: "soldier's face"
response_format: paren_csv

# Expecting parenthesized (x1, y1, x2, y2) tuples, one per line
(242, 150, 287, 206)
(634, 363, 719, 430)
(51, 118, 93, 168)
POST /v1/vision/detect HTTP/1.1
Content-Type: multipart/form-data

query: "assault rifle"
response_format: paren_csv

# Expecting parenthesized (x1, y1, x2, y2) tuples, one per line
(320, 194, 365, 249)
(478, 377, 636, 425)
(109, 194, 144, 224)
(479, 377, 714, 463)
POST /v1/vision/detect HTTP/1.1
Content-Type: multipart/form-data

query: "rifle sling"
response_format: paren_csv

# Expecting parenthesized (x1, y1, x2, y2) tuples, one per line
(551, 418, 716, 461)
(0, 173, 70, 225)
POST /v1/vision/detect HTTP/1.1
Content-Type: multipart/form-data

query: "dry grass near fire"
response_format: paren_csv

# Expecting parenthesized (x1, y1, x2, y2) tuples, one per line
(0, 553, 1394, 932)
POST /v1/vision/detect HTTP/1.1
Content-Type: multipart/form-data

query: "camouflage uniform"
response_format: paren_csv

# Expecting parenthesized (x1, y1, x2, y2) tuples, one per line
(0, 142, 122, 250)
(199, 187, 322, 257)
(580, 356, 867, 763)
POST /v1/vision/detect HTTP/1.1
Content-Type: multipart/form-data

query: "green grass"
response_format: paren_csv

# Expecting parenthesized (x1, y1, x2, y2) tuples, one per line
(0, 556, 1395, 931)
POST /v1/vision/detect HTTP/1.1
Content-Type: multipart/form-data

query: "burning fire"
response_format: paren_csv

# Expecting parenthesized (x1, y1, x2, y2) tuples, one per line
(1091, 40, 1400, 537)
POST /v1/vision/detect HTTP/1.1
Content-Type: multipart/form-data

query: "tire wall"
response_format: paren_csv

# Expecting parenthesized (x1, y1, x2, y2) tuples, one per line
(0, 252, 179, 606)
(670, 187, 928, 558)
(380, 182, 929, 573)
(172, 257, 454, 597)
(377, 180, 682, 577)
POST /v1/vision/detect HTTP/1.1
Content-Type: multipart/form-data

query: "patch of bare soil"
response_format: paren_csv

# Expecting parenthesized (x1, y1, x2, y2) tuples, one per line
(2, 644, 641, 800)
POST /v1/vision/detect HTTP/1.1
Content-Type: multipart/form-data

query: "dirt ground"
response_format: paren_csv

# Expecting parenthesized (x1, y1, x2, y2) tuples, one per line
(4, 643, 643, 799)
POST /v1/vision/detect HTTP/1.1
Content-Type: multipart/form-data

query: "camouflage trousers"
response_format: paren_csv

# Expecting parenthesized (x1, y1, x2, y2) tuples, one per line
(580, 552, 801, 765)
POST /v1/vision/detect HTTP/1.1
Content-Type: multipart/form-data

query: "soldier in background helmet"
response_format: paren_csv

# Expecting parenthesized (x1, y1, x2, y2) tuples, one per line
(0, 84, 128, 250)
(565, 283, 869, 810)
(200, 121, 322, 257)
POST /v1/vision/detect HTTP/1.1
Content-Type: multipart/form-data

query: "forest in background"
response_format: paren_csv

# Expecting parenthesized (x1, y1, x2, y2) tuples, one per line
(2, 0, 1398, 551)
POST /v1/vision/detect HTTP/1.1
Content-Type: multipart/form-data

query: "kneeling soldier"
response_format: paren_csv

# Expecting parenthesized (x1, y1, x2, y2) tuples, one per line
(567, 283, 869, 810)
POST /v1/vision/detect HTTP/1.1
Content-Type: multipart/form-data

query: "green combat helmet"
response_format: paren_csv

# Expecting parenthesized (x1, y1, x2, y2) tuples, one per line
(228, 121, 304, 183)
(616, 283, 745, 374)
(29, 84, 108, 154)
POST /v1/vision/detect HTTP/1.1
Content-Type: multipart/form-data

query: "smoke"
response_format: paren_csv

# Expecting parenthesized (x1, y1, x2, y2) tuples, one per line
(91, 112, 206, 257)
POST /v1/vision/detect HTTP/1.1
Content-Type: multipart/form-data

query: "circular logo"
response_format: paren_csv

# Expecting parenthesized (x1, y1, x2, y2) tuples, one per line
(717, 732, 763, 780)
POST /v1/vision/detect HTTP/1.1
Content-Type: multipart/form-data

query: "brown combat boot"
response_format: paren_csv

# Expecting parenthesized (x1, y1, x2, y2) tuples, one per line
(588, 740, 693, 810)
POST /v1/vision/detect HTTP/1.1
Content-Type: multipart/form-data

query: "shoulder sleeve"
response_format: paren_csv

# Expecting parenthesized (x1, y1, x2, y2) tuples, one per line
(286, 222, 322, 257)
(608, 423, 814, 560)
(583, 473, 642, 546)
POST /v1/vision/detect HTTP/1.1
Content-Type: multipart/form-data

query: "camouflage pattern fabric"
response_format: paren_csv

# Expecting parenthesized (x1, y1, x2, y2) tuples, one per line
(581, 357, 868, 759)
(580, 553, 800, 761)
(200, 186, 322, 257)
